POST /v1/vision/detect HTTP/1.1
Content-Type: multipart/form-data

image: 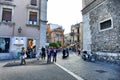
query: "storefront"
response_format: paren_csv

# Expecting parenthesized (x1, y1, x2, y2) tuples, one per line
(0, 37, 37, 60)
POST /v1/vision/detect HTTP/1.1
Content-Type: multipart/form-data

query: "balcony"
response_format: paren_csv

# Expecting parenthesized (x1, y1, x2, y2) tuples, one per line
(0, 0, 15, 7)
(26, 4, 39, 10)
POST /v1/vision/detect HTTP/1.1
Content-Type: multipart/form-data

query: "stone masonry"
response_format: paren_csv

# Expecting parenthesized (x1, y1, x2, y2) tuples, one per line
(82, 0, 120, 64)
(89, 0, 120, 52)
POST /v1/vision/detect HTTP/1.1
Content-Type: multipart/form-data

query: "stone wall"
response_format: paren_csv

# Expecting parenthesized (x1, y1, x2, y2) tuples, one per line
(83, 13, 92, 51)
(82, 0, 95, 8)
(89, 0, 120, 52)
(95, 52, 120, 65)
(39, 0, 47, 48)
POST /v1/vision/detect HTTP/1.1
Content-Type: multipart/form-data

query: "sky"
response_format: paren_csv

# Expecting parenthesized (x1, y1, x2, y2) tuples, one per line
(47, 0, 83, 34)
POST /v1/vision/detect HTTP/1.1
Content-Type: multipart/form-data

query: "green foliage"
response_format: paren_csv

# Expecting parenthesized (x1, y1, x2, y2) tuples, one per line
(49, 42, 61, 47)
(57, 42, 61, 47)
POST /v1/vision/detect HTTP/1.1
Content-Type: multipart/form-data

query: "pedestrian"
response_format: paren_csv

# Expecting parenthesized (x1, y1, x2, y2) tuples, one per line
(41, 46, 46, 60)
(62, 48, 66, 59)
(30, 48, 33, 58)
(36, 48, 41, 60)
(78, 48, 81, 55)
(66, 48, 69, 57)
(47, 47, 51, 63)
(20, 47, 27, 65)
(53, 47, 57, 62)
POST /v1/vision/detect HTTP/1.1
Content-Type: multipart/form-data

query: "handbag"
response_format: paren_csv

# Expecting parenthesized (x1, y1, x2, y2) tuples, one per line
(23, 54, 27, 59)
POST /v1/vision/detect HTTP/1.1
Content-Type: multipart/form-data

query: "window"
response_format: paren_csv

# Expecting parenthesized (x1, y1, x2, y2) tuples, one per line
(0, 38, 10, 53)
(29, 11, 37, 25)
(31, 0, 37, 6)
(2, 8, 12, 22)
(100, 19, 112, 30)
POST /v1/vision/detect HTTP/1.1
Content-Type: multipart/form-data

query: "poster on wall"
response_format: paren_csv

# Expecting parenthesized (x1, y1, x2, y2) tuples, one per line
(0, 38, 10, 53)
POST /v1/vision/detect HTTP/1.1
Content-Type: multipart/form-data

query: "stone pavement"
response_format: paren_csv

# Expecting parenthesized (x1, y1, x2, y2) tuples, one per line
(56, 52, 120, 80)
(0, 52, 120, 80)
(0, 58, 77, 80)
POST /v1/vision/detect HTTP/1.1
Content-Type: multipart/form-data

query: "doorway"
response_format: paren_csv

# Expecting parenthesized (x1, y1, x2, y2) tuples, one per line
(27, 39, 36, 58)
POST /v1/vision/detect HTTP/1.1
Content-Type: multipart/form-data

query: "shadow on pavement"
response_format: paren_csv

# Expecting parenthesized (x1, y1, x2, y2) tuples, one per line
(3, 60, 54, 67)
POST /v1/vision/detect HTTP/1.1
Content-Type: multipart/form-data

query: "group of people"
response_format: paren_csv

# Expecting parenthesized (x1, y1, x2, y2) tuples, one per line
(20, 46, 58, 65)
(36, 46, 58, 63)
(20, 46, 82, 65)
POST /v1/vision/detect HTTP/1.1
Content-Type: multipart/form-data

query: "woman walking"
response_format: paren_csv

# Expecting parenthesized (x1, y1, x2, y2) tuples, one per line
(20, 47, 27, 65)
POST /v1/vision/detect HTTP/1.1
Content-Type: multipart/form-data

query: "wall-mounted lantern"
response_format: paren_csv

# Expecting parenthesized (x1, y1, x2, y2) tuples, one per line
(18, 27, 22, 33)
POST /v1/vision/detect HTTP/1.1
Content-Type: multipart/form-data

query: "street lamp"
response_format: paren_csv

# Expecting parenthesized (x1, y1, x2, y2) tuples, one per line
(18, 27, 22, 33)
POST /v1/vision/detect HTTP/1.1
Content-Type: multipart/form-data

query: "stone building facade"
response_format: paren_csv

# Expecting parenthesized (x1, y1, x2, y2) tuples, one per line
(82, 0, 120, 52)
(0, 0, 48, 59)
(82, 0, 120, 64)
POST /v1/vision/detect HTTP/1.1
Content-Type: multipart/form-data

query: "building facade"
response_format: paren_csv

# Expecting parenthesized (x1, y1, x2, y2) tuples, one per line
(64, 33, 71, 47)
(82, 0, 120, 65)
(71, 22, 83, 50)
(0, 0, 48, 59)
(82, 0, 120, 53)
(46, 23, 64, 47)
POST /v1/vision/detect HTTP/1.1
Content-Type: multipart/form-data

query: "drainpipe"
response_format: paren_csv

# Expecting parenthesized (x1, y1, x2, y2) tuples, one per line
(37, 0, 41, 51)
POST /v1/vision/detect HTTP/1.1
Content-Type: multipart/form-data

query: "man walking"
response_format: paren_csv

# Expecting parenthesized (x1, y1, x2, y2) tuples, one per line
(53, 47, 57, 62)
(41, 46, 46, 60)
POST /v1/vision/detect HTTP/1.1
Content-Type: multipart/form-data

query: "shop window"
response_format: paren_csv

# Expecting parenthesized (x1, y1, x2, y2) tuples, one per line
(31, 0, 37, 6)
(2, 8, 12, 22)
(29, 11, 37, 25)
(100, 19, 112, 30)
(0, 38, 10, 53)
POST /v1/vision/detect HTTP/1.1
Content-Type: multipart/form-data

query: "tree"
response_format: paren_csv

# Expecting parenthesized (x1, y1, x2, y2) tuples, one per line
(49, 42, 61, 47)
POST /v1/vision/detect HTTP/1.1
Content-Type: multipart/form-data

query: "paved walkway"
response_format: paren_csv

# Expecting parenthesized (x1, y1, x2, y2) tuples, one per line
(0, 58, 77, 80)
(56, 52, 120, 80)
(0, 52, 120, 80)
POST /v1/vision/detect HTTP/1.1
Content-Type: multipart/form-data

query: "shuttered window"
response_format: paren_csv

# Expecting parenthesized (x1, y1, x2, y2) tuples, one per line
(31, 0, 37, 6)
(29, 11, 37, 25)
(2, 8, 12, 22)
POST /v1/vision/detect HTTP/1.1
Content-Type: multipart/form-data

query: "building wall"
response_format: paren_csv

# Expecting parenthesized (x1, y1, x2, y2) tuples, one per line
(82, 0, 95, 8)
(82, 14, 91, 51)
(50, 30, 64, 47)
(39, 0, 47, 48)
(46, 24, 64, 47)
(0, 0, 47, 59)
(71, 23, 83, 49)
(0, 0, 40, 37)
(79, 22, 83, 49)
(90, 0, 120, 52)
(82, 0, 120, 52)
